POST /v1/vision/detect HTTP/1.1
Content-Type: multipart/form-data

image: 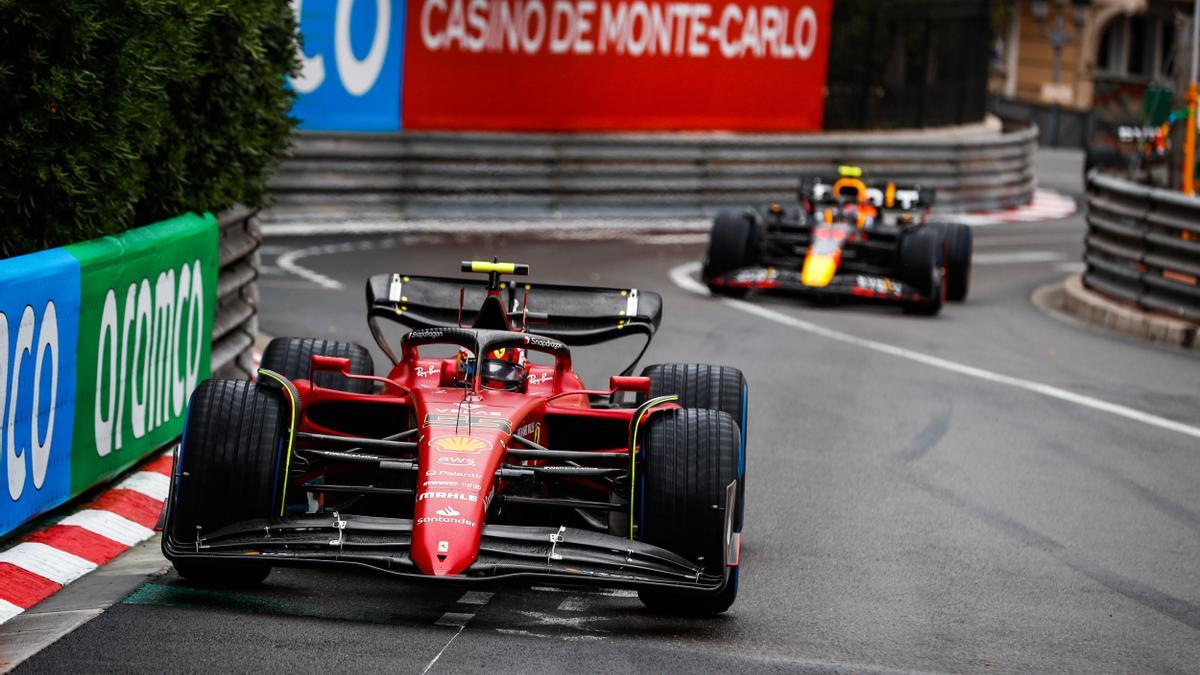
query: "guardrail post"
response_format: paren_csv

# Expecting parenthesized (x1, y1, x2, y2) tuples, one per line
(214, 206, 262, 379)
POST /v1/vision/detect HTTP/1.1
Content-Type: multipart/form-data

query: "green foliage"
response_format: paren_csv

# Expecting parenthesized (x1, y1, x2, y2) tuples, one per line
(0, 0, 298, 258)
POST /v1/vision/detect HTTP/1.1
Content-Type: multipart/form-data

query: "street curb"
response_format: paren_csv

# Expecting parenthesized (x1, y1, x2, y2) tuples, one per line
(0, 449, 174, 626)
(1036, 274, 1199, 351)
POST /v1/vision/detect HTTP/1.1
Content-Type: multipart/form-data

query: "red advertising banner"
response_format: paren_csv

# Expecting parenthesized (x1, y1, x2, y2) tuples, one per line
(402, 0, 832, 131)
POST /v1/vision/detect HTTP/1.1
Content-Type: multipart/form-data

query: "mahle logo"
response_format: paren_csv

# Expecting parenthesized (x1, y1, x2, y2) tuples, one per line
(93, 260, 207, 456)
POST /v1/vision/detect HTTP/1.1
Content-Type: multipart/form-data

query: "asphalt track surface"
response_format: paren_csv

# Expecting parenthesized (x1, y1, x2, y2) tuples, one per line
(21, 151, 1200, 673)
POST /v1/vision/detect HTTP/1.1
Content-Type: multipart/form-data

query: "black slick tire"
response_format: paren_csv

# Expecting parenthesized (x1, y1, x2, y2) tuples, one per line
(260, 337, 374, 393)
(703, 210, 759, 297)
(164, 379, 288, 585)
(639, 363, 748, 532)
(637, 408, 742, 614)
(927, 222, 973, 302)
(898, 227, 945, 316)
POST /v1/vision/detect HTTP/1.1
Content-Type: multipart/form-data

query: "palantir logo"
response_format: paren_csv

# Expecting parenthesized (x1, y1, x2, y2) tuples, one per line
(0, 301, 60, 500)
(93, 260, 206, 456)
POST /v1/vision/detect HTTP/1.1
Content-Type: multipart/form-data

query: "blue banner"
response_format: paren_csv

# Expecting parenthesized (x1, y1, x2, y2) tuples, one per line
(0, 250, 80, 535)
(291, 0, 407, 131)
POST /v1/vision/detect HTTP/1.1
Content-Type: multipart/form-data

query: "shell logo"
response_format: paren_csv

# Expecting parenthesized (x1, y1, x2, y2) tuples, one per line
(431, 436, 491, 454)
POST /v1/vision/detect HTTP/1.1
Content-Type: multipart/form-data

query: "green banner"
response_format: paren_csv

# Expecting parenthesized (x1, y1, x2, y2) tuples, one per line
(64, 213, 218, 495)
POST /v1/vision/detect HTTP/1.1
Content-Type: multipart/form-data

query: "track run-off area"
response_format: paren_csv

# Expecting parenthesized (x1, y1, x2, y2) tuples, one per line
(10, 151, 1200, 673)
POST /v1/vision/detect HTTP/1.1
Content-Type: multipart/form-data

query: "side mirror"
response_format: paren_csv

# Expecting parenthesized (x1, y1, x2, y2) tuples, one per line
(310, 355, 352, 374)
(609, 376, 651, 394)
(918, 186, 937, 208)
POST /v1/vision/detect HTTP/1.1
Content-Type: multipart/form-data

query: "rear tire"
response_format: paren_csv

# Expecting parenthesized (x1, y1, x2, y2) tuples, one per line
(928, 222, 972, 302)
(164, 379, 288, 585)
(637, 408, 741, 614)
(898, 228, 945, 316)
(703, 211, 760, 297)
(260, 337, 374, 393)
(639, 364, 748, 532)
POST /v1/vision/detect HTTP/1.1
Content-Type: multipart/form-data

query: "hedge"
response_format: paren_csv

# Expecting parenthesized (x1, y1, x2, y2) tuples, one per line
(0, 0, 298, 258)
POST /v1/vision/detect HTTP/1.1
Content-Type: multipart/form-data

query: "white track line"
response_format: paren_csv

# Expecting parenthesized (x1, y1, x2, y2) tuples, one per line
(422, 589, 495, 673)
(276, 245, 348, 290)
(422, 624, 465, 674)
(973, 251, 1063, 265)
(670, 262, 1200, 442)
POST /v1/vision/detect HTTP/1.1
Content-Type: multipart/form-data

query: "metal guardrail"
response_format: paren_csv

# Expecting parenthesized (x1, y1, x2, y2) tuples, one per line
(1085, 171, 1200, 322)
(265, 121, 1037, 221)
(213, 206, 261, 378)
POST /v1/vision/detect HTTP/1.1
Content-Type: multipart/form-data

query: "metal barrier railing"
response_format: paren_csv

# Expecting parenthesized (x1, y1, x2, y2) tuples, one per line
(213, 206, 261, 378)
(266, 121, 1038, 219)
(1085, 171, 1200, 322)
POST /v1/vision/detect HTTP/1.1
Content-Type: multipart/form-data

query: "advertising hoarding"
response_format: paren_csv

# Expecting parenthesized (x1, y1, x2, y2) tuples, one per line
(291, 0, 408, 131)
(0, 213, 217, 537)
(402, 0, 832, 131)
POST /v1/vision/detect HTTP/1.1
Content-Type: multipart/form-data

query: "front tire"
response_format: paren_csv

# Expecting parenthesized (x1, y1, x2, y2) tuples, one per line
(164, 379, 289, 585)
(899, 228, 945, 316)
(927, 222, 973, 302)
(703, 211, 760, 297)
(639, 363, 748, 532)
(637, 408, 742, 614)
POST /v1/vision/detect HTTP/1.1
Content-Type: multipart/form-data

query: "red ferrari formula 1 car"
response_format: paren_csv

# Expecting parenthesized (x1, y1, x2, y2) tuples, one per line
(163, 261, 748, 613)
(702, 168, 973, 316)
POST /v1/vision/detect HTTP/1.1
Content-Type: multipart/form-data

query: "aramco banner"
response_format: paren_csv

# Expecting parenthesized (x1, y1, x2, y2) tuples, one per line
(402, 0, 832, 130)
(0, 214, 217, 536)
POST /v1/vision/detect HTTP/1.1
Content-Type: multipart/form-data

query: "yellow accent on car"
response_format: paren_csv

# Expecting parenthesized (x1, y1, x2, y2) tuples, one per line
(256, 369, 297, 516)
(431, 435, 490, 453)
(885, 182, 896, 208)
(838, 165, 863, 177)
(629, 395, 679, 539)
(802, 253, 838, 287)
(469, 261, 518, 273)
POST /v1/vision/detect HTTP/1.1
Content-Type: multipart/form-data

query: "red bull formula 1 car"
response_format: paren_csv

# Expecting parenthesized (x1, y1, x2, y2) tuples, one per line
(702, 168, 974, 315)
(162, 261, 747, 614)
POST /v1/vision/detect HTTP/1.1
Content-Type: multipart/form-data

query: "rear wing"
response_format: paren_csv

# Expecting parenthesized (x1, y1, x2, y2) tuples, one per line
(799, 176, 935, 210)
(365, 274, 662, 368)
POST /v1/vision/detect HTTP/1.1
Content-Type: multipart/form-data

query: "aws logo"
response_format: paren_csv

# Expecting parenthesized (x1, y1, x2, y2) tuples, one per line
(430, 436, 491, 454)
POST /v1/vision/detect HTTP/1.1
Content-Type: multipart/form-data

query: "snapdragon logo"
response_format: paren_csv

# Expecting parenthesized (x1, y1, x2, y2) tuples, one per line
(93, 260, 206, 457)
(1, 301, 60, 500)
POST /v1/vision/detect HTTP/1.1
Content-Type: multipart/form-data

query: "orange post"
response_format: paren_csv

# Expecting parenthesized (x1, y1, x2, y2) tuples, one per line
(1186, 82, 1199, 195)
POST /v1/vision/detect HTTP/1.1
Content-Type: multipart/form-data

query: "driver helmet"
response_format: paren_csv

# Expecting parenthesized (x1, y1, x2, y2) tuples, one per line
(457, 356, 526, 391)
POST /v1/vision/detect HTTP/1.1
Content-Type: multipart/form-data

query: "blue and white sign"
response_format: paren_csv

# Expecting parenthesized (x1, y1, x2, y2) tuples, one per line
(291, 0, 407, 131)
(0, 250, 79, 535)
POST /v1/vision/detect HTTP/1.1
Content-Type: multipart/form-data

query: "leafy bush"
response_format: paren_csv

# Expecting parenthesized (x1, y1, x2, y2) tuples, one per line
(0, 0, 297, 257)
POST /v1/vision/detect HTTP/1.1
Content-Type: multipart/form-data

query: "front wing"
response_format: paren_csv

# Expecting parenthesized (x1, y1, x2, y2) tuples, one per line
(162, 514, 732, 594)
(706, 267, 933, 305)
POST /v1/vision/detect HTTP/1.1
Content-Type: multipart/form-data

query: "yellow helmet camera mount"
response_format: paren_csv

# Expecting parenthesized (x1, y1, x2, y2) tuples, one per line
(462, 259, 530, 291)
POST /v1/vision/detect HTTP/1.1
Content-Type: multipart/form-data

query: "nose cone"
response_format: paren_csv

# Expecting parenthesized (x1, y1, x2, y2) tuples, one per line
(410, 433, 498, 576)
(802, 252, 839, 287)
(411, 496, 484, 576)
